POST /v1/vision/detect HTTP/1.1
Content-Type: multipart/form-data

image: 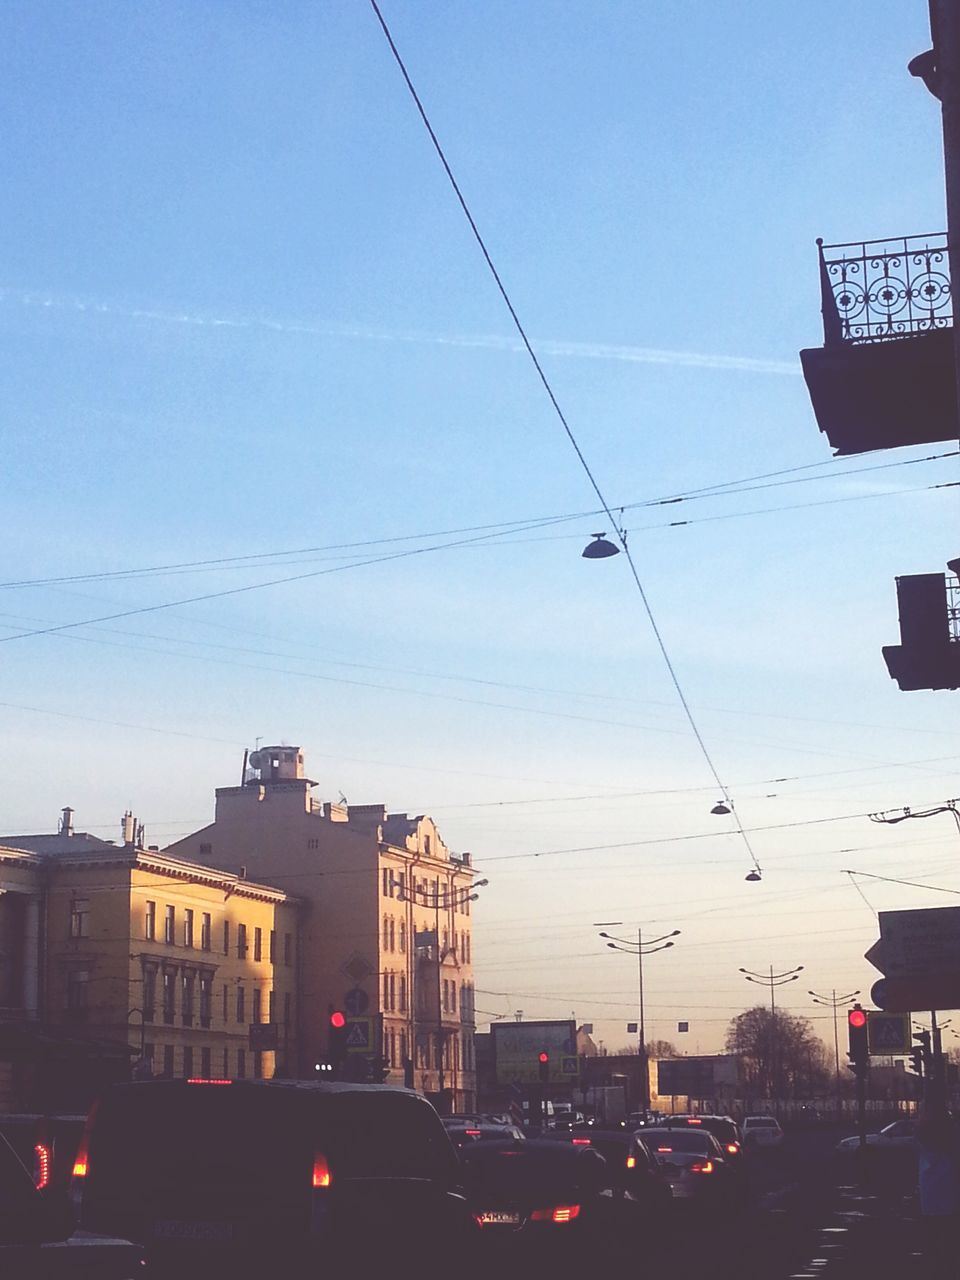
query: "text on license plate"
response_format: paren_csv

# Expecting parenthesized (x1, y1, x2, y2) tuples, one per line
(478, 1210, 521, 1225)
(153, 1219, 235, 1242)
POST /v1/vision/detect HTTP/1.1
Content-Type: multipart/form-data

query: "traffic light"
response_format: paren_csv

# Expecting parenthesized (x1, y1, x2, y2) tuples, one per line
(908, 1046, 925, 1078)
(328, 1007, 348, 1076)
(913, 1029, 932, 1080)
(847, 1005, 868, 1078)
(538, 1051, 550, 1084)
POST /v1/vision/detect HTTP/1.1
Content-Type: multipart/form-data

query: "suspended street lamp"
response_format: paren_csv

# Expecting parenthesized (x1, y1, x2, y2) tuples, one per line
(582, 532, 620, 559)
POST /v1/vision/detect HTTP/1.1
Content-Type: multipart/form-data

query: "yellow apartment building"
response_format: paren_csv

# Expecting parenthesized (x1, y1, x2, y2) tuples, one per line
(165, 746, 478, 1110)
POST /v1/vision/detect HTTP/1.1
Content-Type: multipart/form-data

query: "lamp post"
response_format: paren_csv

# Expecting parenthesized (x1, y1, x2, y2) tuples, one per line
(403, 875, 487, 1113)
(596, 922, 680, 1116)
(809, 988, 860, 1100)
(868, 800, 960, 841)
(739, 964, 804, 1102)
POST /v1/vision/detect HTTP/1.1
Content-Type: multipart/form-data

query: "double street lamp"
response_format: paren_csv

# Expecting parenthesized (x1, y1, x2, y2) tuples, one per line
(596, 922, 680, 1116)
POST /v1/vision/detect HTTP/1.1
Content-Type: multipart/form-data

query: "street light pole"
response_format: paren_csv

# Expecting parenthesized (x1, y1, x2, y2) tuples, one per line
(740, 964, 804, 1103)
(597, 923, 680, 1117)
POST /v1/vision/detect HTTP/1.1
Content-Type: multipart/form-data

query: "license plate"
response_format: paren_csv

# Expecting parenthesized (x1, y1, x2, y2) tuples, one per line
(478, 1210, 521, 1226)
(153, 1219, 234, 1242)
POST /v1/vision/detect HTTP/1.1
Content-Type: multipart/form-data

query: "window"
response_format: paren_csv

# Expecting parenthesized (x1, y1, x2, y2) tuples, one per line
(237, 1049, 246, 1079)
(69, 897, 89, 939)
(222, 983, 229, 1023)
(268, 989, 275, 1023)
(269, 930, 276, 963)
(284, 933, 292, 966)
(252, 988, 262, 1024)
(199, 974, 212, 1027)
(382, 868, 389, 897)
(400, 1032, 408, 1066)
(143, 1043, 155, 1074)
(389, 918, 395, 952)
(253, 1051, 263, 1079)
(164, 905, 175, 945)
(307, 837, 319, 850)
(382, 916, 389, 952)
(201, 1047, 211, 1078)
(382, 971, 389, 1010)
(199, 842, 212, 855)
(450, 983, 457, 1014)
(163, 1045, 174, 1077)
(236, 985, 246, 1024)
(237, 924, 248, 959)
(183, 909, 194, 949)
(223, 920, 230, 955)
(145, 900, 156, 941)
(424, 835, 431, 856)
(464, 933, 470, 963)
(399, 921, 406, 953)
(162, 970, 176, 1024)
(181, 972, 195, 1025)
(399, 975, 407, 1012)
(182, 1046, 193, 1078)
(143, 966, 157, 1022)
(388, 973, 395, 1012)
(397, 872, 405, 900)
(66, 969, 88, 1013)
(283, 992, 291, 1026)
(253, 927, 262, 962)
(200, 913, 211, 951)
(222, 1048, 229, 1079)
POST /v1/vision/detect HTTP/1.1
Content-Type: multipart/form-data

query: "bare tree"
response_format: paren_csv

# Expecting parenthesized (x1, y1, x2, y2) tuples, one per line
(726, 1005, 829, 1099)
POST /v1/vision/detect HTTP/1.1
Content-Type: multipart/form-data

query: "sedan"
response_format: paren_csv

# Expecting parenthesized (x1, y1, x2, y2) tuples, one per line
(658, 1114, 743, 1160)
(835, 1119, 917, 1153)
(638, 1128, 739, 1207)
(741, 1115, 784, 1148)
(539, 1128, 673, 1220)
(443, 1122, 525, 1151)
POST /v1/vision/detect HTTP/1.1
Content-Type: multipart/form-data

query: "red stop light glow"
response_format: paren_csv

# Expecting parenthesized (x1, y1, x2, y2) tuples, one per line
(538, 1052, 549, 1063)
(330, 1011, 346, 1029)
(848, 1009, 867, 1029)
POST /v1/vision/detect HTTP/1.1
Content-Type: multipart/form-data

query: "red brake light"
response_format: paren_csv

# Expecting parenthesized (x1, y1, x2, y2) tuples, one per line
(687, 1118, 702, 1125)
(571, 1137, 591, 1145)
(312, 1153, 331, 1188)
(656, 1146, 673, 1153)
(34, 1142, 52, 1190)
(689, 1160, 714, 1174)
(187, 1078, 233, 1086)
(464, 1129, 482, 1137)
(727, 1143, 740, 1154)
(72, 1101, 99, 1180)
(530, 1204, 581, 1223)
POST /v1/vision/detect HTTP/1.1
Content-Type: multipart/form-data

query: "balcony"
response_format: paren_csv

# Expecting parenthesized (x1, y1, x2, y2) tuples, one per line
(800, 233, 957, 454)
(882, 570, 960, 691)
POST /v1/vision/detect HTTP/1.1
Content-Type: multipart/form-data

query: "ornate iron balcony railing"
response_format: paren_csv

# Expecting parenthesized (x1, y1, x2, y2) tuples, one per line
(817, 232, 952, 345)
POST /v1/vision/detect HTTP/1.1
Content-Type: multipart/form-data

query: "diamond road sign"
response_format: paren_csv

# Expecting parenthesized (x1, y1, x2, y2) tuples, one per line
(866, 1011, 910, 1055)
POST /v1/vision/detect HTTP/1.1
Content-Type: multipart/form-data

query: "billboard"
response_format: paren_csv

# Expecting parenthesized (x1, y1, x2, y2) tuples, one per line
(656, 1055, 738, 1097)
(492, 1020, 578, 1085)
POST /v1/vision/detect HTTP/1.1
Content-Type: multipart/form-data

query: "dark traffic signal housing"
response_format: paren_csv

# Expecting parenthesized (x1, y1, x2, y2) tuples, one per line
(538, 1051, 550, 1084)
(847, 1005, 869, 1078)
(912, 1029, 932, 1080)
(328, 1008, 348, 1075)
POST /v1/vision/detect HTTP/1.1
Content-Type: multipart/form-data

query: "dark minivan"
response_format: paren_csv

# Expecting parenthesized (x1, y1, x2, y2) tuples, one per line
(75, 1079, 470, 1272)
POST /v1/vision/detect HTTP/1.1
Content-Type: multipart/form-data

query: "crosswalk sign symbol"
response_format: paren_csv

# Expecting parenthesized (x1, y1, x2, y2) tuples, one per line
(867, 1011, 909, 1055)
(345, 1021, 371, 1051)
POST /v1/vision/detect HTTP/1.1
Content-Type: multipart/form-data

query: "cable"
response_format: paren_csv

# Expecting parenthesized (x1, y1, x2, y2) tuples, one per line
(840, 868, 960, 897)
(370, 0, 764, 872)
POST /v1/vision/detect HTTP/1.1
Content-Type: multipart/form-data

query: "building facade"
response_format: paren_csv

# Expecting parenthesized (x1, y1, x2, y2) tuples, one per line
(165, 746, 478, 1110)
(0, 819, 300, 1102)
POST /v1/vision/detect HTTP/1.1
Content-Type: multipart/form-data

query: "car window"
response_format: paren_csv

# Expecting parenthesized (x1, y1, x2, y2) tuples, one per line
(641, 1131, 714, 1153)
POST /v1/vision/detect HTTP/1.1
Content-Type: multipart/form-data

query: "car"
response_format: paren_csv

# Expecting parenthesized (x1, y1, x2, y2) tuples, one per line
(74, 1078, 471, 1271)
(835, 1119, 918, 1153)
(741, 1115, 784, 1148)
(658, 1113, 743, 1159)
(459, 1138, 641, 1260)
(0, 1129, 75, 1272)
(443, 1121, 525, 1150)
(539, 1128, 673, 1218)
(637, 1127, 740, 1207)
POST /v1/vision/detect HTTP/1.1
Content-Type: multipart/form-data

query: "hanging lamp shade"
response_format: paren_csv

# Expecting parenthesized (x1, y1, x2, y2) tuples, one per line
(582, 533, 620, 559)
(744, 870, 762, 882)
(710, 801, 731, 816)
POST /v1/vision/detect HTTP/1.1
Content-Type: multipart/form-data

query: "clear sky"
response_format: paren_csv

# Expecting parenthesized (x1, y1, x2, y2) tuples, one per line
(2, 1, 957, 1054)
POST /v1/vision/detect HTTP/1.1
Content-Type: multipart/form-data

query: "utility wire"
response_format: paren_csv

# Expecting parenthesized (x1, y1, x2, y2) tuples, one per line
(369, 0, 763, 874)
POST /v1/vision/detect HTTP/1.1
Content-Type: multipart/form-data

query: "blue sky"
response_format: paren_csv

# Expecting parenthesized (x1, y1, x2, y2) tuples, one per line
(2, 1, 958, 1051)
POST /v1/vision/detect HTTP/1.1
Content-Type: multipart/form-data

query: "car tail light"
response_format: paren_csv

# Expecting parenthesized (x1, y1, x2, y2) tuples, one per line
(656, 1146, 673, 1153)
(33, 1142, 52, 1190)
(689, 1160, 714, 1174)
(625, 1155, 636, 1169)
(687, 1118, 702, 1125)
(312, 1153, 332, 1188)
(72, 1102, 99, 1181)
(530, 1205, 581, 1224)
(187, 1078, 233, 1085)
(727, 1143, 740, 1154)
(464, 1129, 482, 1137)
(571, 1137, 591, 1145)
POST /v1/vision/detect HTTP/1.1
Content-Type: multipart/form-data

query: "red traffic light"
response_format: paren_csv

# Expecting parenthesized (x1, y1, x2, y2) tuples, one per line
(848, 1008, 867, 1029)
(330, 1011, 346, 1029)
(538, 1052, 549, 1064)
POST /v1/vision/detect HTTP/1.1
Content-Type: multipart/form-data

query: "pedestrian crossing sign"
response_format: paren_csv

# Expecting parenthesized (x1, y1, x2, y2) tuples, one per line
(866, 1011, 909, 1055)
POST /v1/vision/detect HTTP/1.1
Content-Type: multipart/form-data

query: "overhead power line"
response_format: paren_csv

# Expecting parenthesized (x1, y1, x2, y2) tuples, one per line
(368, 0, 762, 875)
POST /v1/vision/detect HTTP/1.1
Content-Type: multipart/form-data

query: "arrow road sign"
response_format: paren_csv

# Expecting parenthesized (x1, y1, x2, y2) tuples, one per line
(871, 973, 960, 1014)
(866, 907, 960, 978)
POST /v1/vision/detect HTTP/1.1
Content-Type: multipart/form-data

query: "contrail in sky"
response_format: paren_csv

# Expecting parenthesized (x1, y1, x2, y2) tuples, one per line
(1, 286, 800, 376)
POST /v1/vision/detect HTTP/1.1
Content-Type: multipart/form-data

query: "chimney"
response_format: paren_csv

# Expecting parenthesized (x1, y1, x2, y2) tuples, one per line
(59, 807, 75, 838)
(121, 811, 136, 846)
